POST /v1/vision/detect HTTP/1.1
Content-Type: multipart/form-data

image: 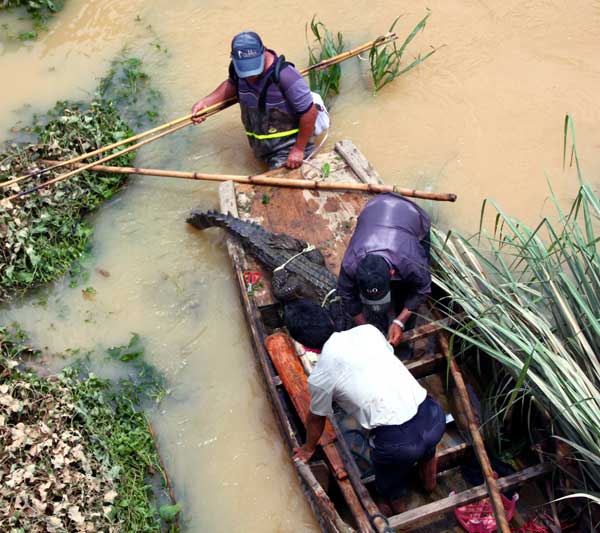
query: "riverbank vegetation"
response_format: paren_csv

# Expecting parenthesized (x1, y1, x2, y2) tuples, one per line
(0, 0, 65, 40)
(0, 325, 177, 531)
(1, 53, 178, 530)
(431, 116, 600, 525)
(306, 16, 344, 106)
(0, 52, 162, 302)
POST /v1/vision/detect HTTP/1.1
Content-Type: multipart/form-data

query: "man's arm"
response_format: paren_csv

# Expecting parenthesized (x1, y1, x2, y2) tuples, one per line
(337, 266, 364, 324)
(387, 261, 431, 346)
(286, 104, 318, 169)
(191, 80, 237, 124)
(293, 411, 326, 462)
(387, 307, 413, 346)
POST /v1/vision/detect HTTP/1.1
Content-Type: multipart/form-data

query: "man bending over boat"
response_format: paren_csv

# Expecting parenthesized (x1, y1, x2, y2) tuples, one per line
(285, 300, 445, 512)
(338, 193, 431, 348)
(190, 31, 318, 170)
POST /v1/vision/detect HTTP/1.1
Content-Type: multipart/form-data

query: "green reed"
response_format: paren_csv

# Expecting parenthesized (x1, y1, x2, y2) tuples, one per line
(369, 11, 438, 93)
(306, 16, 345, 106)
(431, 115, 600, 518)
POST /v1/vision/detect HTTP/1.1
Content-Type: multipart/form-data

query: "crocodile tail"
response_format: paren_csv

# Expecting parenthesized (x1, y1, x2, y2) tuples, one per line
(187, 209, 263, 240)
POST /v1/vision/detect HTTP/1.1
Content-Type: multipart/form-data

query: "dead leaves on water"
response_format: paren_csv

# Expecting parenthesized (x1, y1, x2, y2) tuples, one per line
(0, 371, 119, 532)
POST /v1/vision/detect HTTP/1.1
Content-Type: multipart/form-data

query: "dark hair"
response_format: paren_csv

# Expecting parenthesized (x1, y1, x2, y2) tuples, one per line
(283, 300, 334, 350)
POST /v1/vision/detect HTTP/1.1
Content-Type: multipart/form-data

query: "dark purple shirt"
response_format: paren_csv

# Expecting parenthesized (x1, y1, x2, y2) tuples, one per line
(229, 49, 313, 116)
(338, 193, 432, 316)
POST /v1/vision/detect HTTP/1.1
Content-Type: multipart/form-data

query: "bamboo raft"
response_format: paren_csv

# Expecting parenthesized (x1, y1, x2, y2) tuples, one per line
(210, 140, 553, 532)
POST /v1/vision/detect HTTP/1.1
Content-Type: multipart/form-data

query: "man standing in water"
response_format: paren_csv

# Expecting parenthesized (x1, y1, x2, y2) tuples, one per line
(190, 31, 318, 170)
(337, 193, 432, 348)
(284, 300, 445, 512)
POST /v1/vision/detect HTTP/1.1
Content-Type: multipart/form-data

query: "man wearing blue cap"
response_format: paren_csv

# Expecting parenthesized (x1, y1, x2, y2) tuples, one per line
(191, 31, 318, 170)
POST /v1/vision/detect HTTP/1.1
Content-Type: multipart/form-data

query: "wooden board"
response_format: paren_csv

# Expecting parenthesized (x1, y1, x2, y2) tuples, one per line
(388, 463, 553, 530)
(265, 332, 373, 533)
(234, 145, 374, 308)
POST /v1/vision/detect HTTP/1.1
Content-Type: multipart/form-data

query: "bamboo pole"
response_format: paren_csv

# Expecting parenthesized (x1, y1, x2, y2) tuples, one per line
(328, 416, 391, 533)
(2, 33, 396, 190)
(32, 160, 458, 202)
(3, 122, 190, 203)
(432, 309, 511, 533)
(294, 458, 356, 533)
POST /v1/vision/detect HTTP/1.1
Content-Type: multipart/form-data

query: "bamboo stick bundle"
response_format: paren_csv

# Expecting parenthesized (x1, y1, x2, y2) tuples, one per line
(2, 33, 396, 191)
(27, 160, 458, 203)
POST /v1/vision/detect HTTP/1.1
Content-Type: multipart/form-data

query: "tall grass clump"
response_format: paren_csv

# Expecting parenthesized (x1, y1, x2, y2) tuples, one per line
(305, 16, 345, 106)
(431, 115, 600, 514)
(369, 11, 438, 93)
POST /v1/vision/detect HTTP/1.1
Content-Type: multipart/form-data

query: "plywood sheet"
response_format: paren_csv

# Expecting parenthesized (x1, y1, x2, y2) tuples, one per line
(234, 147, 372, 307)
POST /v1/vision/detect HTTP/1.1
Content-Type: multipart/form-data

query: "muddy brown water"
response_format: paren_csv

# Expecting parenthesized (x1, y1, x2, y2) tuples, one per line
(1, 1, 599, 531)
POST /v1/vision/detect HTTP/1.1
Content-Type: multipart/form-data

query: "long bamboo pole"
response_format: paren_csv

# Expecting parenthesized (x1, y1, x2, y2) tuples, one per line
(34, 160, 458, 202)
(2, 33, 396, 190)
(3, 122, 190, 203)
(432, 309, 511, 533)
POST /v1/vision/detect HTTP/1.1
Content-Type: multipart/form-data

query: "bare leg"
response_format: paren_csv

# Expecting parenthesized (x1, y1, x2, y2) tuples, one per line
(419, 447, 439, 492)
(388, 496, 406, 515)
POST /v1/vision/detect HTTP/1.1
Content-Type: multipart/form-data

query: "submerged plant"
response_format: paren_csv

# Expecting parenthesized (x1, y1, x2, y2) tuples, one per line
(369, 11, 438, 93)
(98, 54, 164, 127)
(431, 115, 600, 517)
(0, 0, 66, 41)
(306, 16, 345, 106)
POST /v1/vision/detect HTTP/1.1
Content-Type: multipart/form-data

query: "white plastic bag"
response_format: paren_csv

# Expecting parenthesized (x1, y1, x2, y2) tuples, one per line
(311, 91, 330, 136)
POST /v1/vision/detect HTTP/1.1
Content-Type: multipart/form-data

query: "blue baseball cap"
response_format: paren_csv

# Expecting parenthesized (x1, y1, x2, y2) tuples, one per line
(231, 31, 265, 78)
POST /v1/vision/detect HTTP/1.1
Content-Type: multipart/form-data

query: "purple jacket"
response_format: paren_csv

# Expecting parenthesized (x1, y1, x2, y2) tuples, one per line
(338, 193, 431, 316)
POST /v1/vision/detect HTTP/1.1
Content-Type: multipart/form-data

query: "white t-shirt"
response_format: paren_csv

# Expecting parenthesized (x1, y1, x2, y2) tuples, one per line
(308, 324, 427, 430)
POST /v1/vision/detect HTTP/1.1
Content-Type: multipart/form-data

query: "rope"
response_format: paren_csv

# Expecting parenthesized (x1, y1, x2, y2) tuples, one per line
(300, 127, 329, 181)
(273, 244, 316, 272)
(368, 512, 393, 533)
(321, 288, 338, 307)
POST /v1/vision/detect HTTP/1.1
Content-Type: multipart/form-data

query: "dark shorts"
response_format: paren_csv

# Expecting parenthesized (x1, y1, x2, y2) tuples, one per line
(370, 395, 446, 499)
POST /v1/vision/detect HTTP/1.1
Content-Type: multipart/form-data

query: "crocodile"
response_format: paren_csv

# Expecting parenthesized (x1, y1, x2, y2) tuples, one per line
(187, 210, 352, 329)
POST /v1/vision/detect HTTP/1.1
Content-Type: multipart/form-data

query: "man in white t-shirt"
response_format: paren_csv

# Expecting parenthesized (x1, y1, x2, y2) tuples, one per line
(284, 299, 446, 510)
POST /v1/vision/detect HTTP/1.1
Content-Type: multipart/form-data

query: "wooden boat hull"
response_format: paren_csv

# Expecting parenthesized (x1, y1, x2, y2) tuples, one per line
(214, 140, 552, 532)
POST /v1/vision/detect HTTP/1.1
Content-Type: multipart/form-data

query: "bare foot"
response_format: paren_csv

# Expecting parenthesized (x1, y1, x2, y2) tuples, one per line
(377, 500, 394, 517)
(419, 453, 438, 492)
(389, 497, 406, 515)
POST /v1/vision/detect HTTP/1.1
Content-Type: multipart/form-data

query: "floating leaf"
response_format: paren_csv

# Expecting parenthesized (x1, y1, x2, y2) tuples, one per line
(107, 333, 144, 362)
(159, 502, 182, 522)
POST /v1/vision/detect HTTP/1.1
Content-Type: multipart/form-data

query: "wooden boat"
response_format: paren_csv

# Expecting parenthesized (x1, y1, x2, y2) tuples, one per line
(213, 140, 554, 532)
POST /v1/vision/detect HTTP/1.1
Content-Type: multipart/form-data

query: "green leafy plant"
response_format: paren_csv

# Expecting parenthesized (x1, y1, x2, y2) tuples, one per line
(431, 114, 600, 513)
(369, 12, 438, 93)
(0, 56, 162, 303)
(98, 54, 164, 127)
(108, 333, 145, 362)
(306, 16, 345, 106)
(159, 503, 182, 523)
(0, 324, 177, 531)
(1, 0, 66, 40)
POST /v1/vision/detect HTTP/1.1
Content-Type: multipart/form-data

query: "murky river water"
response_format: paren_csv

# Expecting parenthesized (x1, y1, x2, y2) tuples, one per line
(1, 1, 599, 531)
